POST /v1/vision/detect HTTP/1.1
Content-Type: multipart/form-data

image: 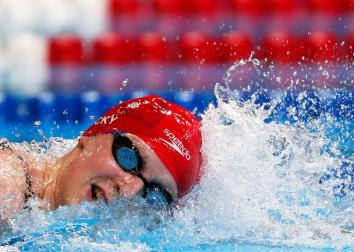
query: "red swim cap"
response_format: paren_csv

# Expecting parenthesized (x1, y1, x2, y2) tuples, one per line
(83, 95, 202, 197)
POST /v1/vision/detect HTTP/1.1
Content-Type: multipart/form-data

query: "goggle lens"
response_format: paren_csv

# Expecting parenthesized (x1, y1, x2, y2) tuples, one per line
(115, 147, 138, 171)
(112, 133, 173, 205)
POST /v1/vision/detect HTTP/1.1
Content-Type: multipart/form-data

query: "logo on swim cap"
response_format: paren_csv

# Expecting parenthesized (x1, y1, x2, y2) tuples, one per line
(160, 129, 191, 161)
(94, 114, 119, 125)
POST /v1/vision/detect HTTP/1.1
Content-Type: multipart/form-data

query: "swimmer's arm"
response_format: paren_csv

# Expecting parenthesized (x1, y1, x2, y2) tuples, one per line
(0, 149, 26, 220)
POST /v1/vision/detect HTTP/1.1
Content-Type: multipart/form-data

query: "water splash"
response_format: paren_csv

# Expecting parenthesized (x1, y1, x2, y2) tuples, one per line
(0, 59, 353, 250)
(192, 98, 353, 248)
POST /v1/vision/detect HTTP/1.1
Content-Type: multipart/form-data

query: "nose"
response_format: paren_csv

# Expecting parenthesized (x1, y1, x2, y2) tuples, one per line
(95, 170, 145, 203)
(113, 171, 145, 197)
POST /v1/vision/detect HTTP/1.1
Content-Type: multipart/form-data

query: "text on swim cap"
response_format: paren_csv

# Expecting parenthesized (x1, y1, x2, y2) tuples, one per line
(94, 114, 119, 125)
(161, 129, 191, 160)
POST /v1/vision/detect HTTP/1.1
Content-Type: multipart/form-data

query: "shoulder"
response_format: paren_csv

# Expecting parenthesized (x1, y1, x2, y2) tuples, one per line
(0, 146, 27, 219)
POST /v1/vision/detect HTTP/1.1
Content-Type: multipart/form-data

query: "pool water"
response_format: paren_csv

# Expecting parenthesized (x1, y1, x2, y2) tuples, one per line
(0, 62, 353, 251)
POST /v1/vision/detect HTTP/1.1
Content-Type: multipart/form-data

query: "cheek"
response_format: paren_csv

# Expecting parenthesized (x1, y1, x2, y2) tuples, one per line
(59, 161, 90, 195)
(55, 164, 85, 206)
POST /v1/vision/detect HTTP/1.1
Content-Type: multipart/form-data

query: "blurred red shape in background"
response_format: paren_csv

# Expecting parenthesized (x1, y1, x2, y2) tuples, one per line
(154, 0, 216, 15)
(309, 0, 348, 13)
(138, 32, 168, 62)
(154, 0, 185, 15)
(268, 0, 301, 14)
(189, 0, 217, 16)
(261, 31, 303, 63)
(109, 0, 139, 17)
(179, 32, 221, 64)
(49, 35, 84, 65)
(222, 31, 253, 62)
(230, 0, 267, 15)
(93, 33, 137, 64)
(305, 32, 339, 62)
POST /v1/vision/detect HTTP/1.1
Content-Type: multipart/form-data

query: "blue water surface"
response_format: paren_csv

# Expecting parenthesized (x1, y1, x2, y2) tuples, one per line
(0, 89, 352, 251)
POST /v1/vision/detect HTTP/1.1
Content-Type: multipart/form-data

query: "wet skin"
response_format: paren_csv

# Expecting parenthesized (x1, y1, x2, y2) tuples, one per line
(0, 134, 177, 219)
(51, 134, 178, 208)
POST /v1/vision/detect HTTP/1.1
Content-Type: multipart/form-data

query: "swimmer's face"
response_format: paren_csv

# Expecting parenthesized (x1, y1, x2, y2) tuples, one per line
(54, 134, 178, 207)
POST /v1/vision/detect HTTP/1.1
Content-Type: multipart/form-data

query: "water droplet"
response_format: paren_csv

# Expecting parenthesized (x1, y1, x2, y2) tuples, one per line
(192, 107, 198, 114)
(252, 58, 261, 66)
(122, 79, 129, 87)
(322, 70, 329, 79)
(34, 121, 41, 127)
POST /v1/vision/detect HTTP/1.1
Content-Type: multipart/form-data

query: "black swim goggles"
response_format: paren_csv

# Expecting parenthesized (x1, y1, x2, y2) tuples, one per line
(112, 133, 173, 206)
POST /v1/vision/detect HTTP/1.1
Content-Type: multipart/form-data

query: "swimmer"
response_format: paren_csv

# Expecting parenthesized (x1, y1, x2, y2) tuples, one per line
(0, 95, 202, 220)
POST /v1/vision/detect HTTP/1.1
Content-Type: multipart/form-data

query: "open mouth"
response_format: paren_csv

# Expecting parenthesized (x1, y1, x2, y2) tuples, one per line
(90, 184, 108, 204)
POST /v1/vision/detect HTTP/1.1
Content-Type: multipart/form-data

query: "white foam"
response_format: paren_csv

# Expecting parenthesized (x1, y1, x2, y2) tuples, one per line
(4, 95, 351, 249)
(1, 60, 353, 249)
(176, 95, 352, 248)
(168, 62, 353, 248)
